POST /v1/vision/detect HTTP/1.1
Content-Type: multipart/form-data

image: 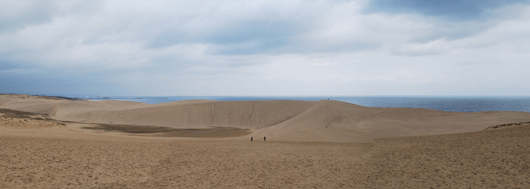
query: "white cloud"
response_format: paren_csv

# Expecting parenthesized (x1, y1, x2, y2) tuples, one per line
(1, 0, 529, 96)
(390, 40, 452, 56)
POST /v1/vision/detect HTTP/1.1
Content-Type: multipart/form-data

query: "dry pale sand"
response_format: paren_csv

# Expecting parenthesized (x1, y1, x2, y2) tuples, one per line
(1, 94, 530, 188)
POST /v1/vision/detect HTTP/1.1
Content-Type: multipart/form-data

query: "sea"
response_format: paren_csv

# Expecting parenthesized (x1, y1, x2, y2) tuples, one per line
(58, 95, 530, 113)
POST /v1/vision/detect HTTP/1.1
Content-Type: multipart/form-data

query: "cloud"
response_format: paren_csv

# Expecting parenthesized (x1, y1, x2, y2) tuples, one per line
(366, 1, 530, 43)
(390, 40, 451, 56)
(367, 0, 530, 21)
(0, 1, 103, 33)
(1, 0, 530, 96)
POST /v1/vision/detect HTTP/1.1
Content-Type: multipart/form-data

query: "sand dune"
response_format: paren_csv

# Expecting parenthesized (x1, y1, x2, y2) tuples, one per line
(2, 94, 530, 142)
(1, 110, 529, 188)
(2, 94, 530, 188)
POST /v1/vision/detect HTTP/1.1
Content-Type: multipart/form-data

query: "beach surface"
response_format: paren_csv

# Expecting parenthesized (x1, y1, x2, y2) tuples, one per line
(1, 94, 530, 188)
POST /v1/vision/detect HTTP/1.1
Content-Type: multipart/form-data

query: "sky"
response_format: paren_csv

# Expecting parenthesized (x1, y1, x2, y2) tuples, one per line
(1, 0, 530, 96)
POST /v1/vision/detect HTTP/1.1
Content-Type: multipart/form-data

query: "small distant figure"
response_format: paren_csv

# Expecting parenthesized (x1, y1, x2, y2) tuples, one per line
(264, 136, 266, 141)
(326, 125, 327, 128)
(257, 127, 259, 129)
(251, 136, 253, 142)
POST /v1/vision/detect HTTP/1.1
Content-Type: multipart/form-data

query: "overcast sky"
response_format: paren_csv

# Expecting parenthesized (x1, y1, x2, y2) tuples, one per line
(1, 0, 530, 96)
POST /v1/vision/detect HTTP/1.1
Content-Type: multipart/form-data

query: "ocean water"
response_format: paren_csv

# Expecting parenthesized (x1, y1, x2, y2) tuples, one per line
(65, 96, 530, 113)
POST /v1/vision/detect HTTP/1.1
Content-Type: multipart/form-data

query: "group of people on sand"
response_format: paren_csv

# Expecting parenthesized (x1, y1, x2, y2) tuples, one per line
(250, 136, 265, 142)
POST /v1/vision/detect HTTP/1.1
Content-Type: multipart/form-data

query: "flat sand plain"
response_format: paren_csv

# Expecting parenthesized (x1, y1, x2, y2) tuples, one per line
(1, 94, 530, 188)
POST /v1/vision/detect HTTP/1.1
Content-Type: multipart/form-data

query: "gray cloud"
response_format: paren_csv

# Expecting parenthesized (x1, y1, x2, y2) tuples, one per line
(367, 0, 530, 21)
(0, 1, 103, 33)
(367, 0, 530, 43)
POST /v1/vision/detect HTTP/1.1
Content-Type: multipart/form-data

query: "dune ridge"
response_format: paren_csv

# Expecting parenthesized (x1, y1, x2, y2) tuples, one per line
(2, 94, 530, 188)
(2, 94, 530, 142)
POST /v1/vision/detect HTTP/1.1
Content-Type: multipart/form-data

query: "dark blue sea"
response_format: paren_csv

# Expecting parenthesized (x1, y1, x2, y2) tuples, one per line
(58, 95, 530, 113)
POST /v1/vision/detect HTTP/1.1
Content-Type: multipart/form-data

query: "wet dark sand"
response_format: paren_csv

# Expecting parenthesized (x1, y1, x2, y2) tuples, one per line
(83, 124, 251, 138)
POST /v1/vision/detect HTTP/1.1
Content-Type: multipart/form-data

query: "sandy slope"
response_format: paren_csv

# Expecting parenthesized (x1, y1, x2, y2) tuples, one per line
(2, 94, 530, 188)
(1, 116, 529, 188)
(2, 94, 530, 142)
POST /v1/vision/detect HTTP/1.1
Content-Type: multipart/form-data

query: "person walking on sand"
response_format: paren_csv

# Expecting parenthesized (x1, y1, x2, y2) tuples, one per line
(264, 136, 266, 141)
(251, 136, 253, 142)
